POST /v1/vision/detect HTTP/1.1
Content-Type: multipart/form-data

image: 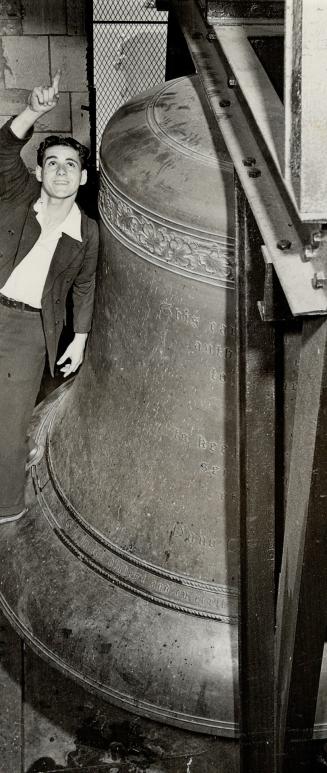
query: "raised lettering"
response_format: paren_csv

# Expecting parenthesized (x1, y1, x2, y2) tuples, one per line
(195, 340, 234, 360)
(160, 302, 173, 318)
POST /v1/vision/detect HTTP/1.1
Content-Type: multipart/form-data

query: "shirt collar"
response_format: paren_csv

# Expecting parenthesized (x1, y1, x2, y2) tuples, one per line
(34, 198, 82, 243)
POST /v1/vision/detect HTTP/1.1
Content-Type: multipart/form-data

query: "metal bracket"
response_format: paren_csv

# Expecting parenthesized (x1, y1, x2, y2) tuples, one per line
(302, 229, 327, 291)
(258, 247, 293, 322)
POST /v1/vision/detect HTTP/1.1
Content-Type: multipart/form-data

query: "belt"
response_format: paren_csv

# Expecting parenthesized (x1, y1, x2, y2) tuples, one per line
(0, 293, 40, 312)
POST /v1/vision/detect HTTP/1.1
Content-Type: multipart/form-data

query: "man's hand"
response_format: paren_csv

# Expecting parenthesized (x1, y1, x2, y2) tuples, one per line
(57, 333, 88, 378)
(28, 70, 61, 115)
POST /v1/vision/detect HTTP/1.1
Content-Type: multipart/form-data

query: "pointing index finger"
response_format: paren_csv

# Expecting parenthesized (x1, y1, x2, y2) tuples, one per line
(52, 69, 61, 94)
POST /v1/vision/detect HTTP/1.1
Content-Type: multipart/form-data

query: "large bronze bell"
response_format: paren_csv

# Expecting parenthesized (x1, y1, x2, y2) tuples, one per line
(1, 75, 327, 737)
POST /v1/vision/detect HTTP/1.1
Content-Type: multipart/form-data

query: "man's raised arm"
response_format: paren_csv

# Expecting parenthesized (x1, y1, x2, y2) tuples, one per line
(11, 70, 61, 139)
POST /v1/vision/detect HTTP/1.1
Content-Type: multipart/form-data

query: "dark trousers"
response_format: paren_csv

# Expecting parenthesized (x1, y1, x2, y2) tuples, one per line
(0, 303, 46, 516)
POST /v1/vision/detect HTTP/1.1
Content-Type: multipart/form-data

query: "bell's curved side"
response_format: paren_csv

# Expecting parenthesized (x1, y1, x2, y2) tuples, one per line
(0, 74, 326, 737)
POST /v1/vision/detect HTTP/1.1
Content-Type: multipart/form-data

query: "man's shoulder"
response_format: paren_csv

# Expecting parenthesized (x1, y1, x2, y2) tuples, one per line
(80, 209, 99, 238)
(79, 209, 99, 255)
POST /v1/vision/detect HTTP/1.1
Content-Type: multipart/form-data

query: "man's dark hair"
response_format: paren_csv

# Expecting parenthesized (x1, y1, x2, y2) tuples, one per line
(37, 135, 90, 170)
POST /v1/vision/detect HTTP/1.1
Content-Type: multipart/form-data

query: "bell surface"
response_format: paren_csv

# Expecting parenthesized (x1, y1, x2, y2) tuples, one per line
(0, 75, 327, 737)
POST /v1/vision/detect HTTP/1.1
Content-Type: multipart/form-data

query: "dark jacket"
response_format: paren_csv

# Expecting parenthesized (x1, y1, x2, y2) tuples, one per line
(0, 119, 99, 374)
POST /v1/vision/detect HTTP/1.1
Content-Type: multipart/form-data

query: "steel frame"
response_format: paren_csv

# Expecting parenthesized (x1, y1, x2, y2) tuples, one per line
(170, 1, 327, 316)
(168, 1, 327, 771)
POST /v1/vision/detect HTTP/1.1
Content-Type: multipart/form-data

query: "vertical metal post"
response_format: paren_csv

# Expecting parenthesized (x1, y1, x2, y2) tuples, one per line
(235, 176, 277, 773)
(276, 317, 327, 771)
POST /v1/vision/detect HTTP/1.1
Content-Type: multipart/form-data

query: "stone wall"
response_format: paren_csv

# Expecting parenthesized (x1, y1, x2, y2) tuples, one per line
(0, 0, 89, 169)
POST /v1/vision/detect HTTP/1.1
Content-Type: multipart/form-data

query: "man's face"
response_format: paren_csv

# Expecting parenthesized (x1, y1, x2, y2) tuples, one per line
(36, 145, 87, 200)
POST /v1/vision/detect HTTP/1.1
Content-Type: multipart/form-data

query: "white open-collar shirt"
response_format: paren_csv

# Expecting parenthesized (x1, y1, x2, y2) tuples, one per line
(1, 197, 82, 308)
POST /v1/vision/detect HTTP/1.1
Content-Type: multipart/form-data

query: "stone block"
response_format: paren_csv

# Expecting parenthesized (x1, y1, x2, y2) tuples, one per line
(67, 0, 86, 35)
(0, 0, 20, 14)
(50, 36, 87, 91)
(71, 91, 90, 146)
(0, 17, 21, 34)
(0, 88, 28, 114)
(3, 36, 50, 89)
(0, 0, 21, 34)
(22, 0, 66, 34)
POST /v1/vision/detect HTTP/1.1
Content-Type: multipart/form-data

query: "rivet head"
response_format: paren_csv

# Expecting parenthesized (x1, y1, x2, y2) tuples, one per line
(312, 231, 323, 245)
(303, 245, 316, 262)
(228, 77, 237, 88)
(206, 31, 216, 41)
(242, 157, 256, 167)
(248, 168, 261, 178)
(277, 239, 292, 251)
(219, 99, 231, 108)
(312, 271, 326, 289)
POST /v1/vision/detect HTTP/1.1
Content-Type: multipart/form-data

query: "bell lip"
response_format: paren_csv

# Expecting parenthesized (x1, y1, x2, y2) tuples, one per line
(0, 590, 238, 737)
(0, 388, 238, 738)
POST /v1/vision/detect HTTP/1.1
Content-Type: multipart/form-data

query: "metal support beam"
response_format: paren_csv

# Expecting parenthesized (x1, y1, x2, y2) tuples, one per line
(171, 0, 327, 315)
(285, 0, 327, 221)
(276, 316, 327, 770)
(236, 176, 277, 773)
(215, 25, 285, 176)
(206, 1, 284, 25)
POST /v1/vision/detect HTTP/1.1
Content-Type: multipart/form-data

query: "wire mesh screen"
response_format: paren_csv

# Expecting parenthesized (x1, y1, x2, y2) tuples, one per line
(93, 0, 168, 22)
(93, 22, 168, 161)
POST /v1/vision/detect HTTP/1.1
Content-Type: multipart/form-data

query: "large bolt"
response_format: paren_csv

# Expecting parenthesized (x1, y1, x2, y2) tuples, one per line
(312, 231, 323, 246)
(312, 271, 326, 289)
(243, 157, 256, 167)
(303, 231, 324, 261)
(206, 30, 216, 41)
(277, 239, 292, 251)
(303, 245, 316, 262)
(248, 168, 261, 178)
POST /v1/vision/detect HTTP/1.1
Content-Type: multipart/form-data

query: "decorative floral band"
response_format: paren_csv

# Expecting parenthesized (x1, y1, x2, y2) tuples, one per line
(99, 171, 235, 289)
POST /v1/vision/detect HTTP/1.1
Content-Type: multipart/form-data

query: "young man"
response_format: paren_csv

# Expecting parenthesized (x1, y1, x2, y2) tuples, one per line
(0, 71, 99, 523)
